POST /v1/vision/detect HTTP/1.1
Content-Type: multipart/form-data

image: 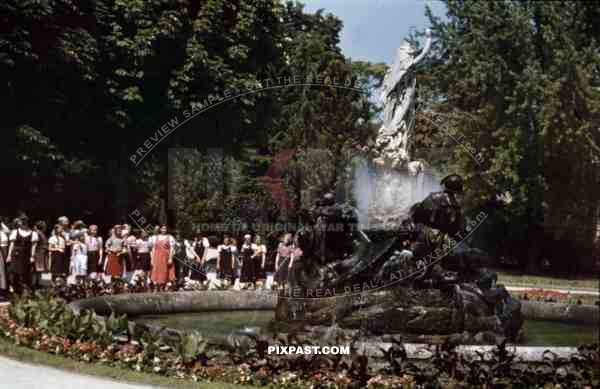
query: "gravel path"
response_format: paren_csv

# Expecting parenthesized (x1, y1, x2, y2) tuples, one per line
(0, 356, 159, 389)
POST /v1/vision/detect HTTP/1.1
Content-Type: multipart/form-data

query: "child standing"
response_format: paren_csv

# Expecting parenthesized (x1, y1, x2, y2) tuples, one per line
(70, 233, 88, 283)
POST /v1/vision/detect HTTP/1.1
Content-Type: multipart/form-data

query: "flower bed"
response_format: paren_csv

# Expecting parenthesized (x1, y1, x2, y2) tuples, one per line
(1, 292, 599, 388)
(518, 288, 598, 305)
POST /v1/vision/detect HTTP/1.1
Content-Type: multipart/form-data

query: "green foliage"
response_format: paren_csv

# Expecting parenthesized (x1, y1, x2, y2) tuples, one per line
(8, 291, 127, 346)
(139, 328, 162, 363)
(418, 0, 600, 272)
(175, 330, 207, 365)
(105, 312, 129, 337)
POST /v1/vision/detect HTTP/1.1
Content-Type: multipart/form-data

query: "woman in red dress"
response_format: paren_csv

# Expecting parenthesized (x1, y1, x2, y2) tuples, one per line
(150, 225, 175, 291)
(105, 225, 124, 278)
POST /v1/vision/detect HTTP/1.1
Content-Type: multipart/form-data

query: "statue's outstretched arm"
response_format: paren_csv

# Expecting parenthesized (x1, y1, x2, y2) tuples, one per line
(412, 28, 432, 66)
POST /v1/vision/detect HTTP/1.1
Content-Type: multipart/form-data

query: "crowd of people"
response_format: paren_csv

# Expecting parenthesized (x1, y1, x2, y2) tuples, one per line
(0, 215, 305, 300)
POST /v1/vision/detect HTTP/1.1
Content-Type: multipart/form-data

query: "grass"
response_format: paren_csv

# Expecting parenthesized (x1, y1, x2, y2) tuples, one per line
(0, 337, 254, 389)
(496, 270, 598, 290)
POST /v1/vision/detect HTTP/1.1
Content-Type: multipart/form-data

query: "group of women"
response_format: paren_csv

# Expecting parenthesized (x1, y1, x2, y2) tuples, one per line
(50, 221, 178, 291)
(0, 214, 306, 297)
(0, 215, 179, 294)
(184, 231, 303, 289)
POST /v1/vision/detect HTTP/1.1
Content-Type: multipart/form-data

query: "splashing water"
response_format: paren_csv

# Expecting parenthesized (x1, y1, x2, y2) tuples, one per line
(351, 155, 440, 229)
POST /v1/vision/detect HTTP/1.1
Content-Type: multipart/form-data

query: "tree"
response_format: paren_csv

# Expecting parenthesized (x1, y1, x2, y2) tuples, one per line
(0, 0, 383, 237)
(418, 0, 600, 273)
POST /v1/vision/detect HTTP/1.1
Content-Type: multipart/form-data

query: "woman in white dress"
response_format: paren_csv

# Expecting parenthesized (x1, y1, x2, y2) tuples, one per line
(202, 236, 220, 283)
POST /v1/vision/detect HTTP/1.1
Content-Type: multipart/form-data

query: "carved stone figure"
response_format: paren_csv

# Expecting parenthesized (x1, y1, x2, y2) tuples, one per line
(373, 29, 432, 170)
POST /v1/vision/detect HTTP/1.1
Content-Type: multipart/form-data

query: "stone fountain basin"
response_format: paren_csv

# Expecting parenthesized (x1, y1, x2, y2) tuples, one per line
(69, 290, 277, 317)
(520, 300, 598, 325)
(69, 291, 598, 324)
(69, 292, 597, 362)
(69, 291, 277, 349)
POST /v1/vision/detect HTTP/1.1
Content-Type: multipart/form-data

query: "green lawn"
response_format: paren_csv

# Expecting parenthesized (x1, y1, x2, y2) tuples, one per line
(0, 337, 254, 389)
(496, 270, 598, 290)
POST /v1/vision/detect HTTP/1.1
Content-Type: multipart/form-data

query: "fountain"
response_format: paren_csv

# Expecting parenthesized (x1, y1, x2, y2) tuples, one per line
(276, 30, 525, 346)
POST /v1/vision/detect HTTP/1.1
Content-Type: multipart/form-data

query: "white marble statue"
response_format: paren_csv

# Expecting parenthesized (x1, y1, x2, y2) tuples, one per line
(374, 29, 432, 170)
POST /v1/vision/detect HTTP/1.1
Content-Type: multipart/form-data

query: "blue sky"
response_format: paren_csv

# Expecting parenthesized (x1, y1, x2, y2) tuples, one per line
(302, 0, 446, 64)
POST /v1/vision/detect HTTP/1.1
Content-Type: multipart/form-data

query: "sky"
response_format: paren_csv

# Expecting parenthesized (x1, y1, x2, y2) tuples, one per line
(302, 0, 446, 64)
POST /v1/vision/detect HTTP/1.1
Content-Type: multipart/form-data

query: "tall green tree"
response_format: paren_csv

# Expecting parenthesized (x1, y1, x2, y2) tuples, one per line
(418, 0, 600, 273)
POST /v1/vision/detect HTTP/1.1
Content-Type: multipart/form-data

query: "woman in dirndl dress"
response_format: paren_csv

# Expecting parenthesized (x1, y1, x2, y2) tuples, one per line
(240, 234, 255, 286)
(7, 216, 38, 295)
(121, 227, 136, 276)
(217, 236, 235, 284)
(32, 221, 48, 288)
(135, 230, 152, 280)
(189, 233, 206, 282)
(105, 225, 124, 278)
(274, 233, 293, 288)
(150, 225, 176, 291)
(85, 225, 103, 277)
(57, 216, 71, 269)
(288, 233, 304, 286)
(49, 224, 67, 280)
(252, 235, 267, 282)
